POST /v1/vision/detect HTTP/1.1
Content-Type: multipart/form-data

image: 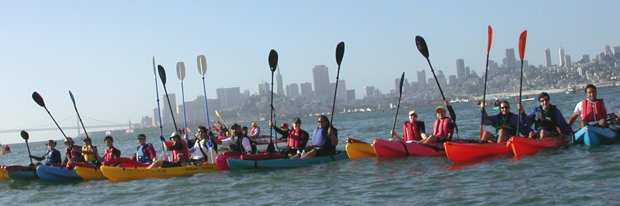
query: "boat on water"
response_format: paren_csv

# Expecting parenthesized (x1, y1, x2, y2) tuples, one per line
(509, 136, 569, 156)
(5, 165, 38, 180)
(572, 126, 618, 146)
(373, 138, 445, 157)
(36, 165, 83, 182)
(227, 151, 348, 170)
(100, 163, 218, 182)
(444, 141, 511, 162)
(345, 138, 376, 159)
(73, 158, 149, 180)
(0, 166, 10, 180)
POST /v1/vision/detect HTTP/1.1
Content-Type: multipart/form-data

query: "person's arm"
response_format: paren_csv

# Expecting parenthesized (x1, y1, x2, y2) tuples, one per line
(272, 126, 286, 136)
(52, 151, 62, 164)
(299, 131, 309, 150)
(480, 109, 492, 126)
(555, 110, 574, 135)
(390, 129, 405, 142)
(446, 101, 457, 122)
(147, 146, 157, 161)
(567, 113, 579, 126)
(30, 154, 44, 161)
(114, 148, 121, 159)
(329, 127, 338, 146)
(241, 138, 253, 154)
(168, 142, 183, 151)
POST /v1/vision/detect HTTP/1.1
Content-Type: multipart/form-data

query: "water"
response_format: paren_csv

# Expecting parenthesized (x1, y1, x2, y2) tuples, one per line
(1, 86, 620, 205)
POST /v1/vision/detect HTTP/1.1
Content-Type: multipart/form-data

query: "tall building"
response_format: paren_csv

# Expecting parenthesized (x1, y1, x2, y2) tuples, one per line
(346, 89, 356, 100)
(448, 75, 457, 86)
(276, 69, 284, 96)
(161, 93, 176, 126)
(565, 55, 572, 68)
(364, 86, 375, 98)
(559, 47, 565, 67)
(503, 48, 517, 69)
(417, 70, 426, 89)
(216, 87, 242, 108)
(614, 46, 620, 58)
(456, 59, 465, 83)
(545, 48, 552, 67)
(312, 65, 330, 97)
(582, 54, 590, 63)
(151, 107, 159, 127)
(336, 79, 347, 100)
(300, 82, 313, 96)
(286, 83, 300, 97)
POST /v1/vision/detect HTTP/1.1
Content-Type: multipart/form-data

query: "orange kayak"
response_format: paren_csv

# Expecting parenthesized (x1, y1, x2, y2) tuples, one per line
(444, 141, 511, 162)
(509, 136, 568, 156)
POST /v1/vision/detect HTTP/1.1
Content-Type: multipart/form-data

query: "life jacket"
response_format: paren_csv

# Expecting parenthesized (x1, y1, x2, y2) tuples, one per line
(136, 143, 154, 163)
(82, 145, 96, 162)
(581, 99, 607, 122)
(403, 121, 425, 141)
(288, 129, 302, 148)
(312, 127, 336, 154)
(249, 126, 260, 137)
(171, 140, 190, 162)
(193, 138, 218, 160)
(45, 149, 61, 166)
(66, 146, 84, 162)
(534, 105, 558, 131)
(493, 112, 517, 136)
(433, 118, 454, 140)
(104, 147, 121, 162)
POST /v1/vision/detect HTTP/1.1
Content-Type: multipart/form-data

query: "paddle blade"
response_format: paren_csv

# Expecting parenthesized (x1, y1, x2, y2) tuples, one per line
(335, 41, 345, 66)
(152, 56, 157, 76)
(415, 36, 429, 58)
(157, 65, 167, 85)
(20, 130, 29, 141)
(69, 90, 76, 104)
(176, 62, 186, 81)
(519, 30, 527, 60)
(215, 110, 221, 118)
(32, 92, 45, 107)
(197, 55, 207, 77)
(487, 25, 494, 54)
(268, 49, 278, 72)
(398, 72, 405, 94)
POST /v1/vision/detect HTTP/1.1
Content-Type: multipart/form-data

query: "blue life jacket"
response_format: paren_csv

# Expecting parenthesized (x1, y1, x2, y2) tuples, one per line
(45, 149, 61, 166)
(136, 143, 154, 163)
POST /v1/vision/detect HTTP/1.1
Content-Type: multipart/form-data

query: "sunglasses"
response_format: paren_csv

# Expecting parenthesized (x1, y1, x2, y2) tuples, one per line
(500, 107, 510, 109)
(539, 99, 549, 103)
(410, 115, 418, 117)
(317, 120, 326, 123)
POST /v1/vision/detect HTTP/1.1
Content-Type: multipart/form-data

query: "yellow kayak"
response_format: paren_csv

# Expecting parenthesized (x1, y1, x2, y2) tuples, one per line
(345, 138, 377, 159)
(100, 163, 218, 182)
(1, 151, 10, 155)
(1, 168, 9, 180)
(75, 166, 105, 180)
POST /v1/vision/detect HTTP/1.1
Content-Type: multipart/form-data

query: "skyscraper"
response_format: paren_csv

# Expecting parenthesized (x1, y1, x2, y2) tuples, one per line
(545, 48, 552, 67)
(456, 59, 465, 83)
(559, 47, 565, 67)
(364, 86, 375, 98)
(503, 48, 517, 69)
(312, 65, 330, 97)
(276, 69, 284, 96)
(300, 82, 313, 96)
(417, 70, 426, 89)
(216, 87, 242, 108)
(286, 83, 300, 97)
(161, 93, 176, 126)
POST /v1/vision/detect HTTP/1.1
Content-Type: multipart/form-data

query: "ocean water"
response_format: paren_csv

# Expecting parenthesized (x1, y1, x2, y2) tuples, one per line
(1, 86, 619, 205)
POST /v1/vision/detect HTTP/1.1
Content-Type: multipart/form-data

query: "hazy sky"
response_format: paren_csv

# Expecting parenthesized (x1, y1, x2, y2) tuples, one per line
(1, 1, 619, 143)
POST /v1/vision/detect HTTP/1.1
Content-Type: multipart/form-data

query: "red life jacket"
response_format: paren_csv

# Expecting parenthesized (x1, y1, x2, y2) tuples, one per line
(250, 127, 259, 136)
(403, 121, 422, 141)
(171, 140, 190, 162)
(104, 147, 120, 162)
(433, 118, 453, 140)
(288, 129, 301, 148)
(581, 99, 607, 122)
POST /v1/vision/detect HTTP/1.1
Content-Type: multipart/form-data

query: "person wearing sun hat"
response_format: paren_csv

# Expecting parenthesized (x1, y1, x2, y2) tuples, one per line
(29, 140, 62, 166)
(249, 122, 261, 139)
(271, 117, 309, 157)
(62, 137, 84, 165)
(391, 110, 427, 142)
(418, 100, 457, 144)
(147, 131, 190, 168)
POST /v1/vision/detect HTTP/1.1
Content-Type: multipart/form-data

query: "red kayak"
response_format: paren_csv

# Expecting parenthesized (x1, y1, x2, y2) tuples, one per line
(373, 139, 445, 157)
(444, 141, 511, 162)
(509, 136, 569, 156)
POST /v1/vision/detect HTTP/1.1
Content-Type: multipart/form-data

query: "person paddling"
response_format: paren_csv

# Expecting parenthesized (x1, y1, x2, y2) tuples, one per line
(520, 92, 573, 139)
(189, 126, 219, 163)
(103, 136, 121, 162)
(301, 115, 338, 158)
(29, 140, 62, 166)
(214, 123, 256, 154)
(147, 132, 190, 168)
(480, 101, 531, 143)
(79, 138, 101, 166)
(249, 122, 261, 139)
(390, 110, 427, 142)
(567, 84, 620, 128)
(271, 118, 309, 158)
(62, 137, 84, 165)
(418, 101, 456, 144)
(131, 134, 157, 164)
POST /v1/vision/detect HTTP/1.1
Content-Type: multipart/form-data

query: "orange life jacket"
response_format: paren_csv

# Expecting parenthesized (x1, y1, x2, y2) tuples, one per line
(171, 140, 190, 162)
(581, 99, 607, 122)
(433, 118, 453, 140)
(403, 121, 423, 141)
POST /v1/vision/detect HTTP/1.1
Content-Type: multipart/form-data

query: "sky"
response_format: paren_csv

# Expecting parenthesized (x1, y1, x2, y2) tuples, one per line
(1, 1, 619, 144)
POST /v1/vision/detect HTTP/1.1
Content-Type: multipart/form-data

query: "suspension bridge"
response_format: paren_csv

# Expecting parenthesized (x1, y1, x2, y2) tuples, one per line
(0, 115, 130, 134)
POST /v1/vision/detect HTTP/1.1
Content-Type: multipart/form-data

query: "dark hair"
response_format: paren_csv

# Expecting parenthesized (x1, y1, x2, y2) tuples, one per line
(317, 115, 330, 124)
(197, 126, 208, 133)
(104, 136, 114, 142)
(585, 84, 596, 93)
(137, 134, 146, 139)
(242, 126, 248, 131)
(538, 92, 550, 101)
(500, 100, 510, 107)
(83, 138, 92, 143)
(231, 123, 240, 130)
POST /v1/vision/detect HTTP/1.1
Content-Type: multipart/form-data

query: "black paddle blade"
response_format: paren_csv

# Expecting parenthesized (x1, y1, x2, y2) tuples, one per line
(157, 65, 167, 85)
(69, 90, 76, 104)
(335, 41, 345, 66)
(415, 36, 429, 58)
(32, 92, 45, 107)
(268, 49, 278, 72)
(399, 72, 405, 94)
(20, 130, 29, 141)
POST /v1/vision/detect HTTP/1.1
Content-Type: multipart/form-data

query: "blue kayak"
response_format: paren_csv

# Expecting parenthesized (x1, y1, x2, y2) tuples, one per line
(36, 165, 83, 182)
(227, 151, 348, 170)
(6, 165, 39, 180)
(572, 126, 618, 146)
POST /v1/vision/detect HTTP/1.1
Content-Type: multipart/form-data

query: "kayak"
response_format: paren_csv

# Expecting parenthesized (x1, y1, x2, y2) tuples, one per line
(75, 166, 105, 180)
(444, 141, 511, 162)
(73, 158, 149, 180)
(572, 126, 618, 146)
(5, 165, 38, 180)
(36, 165, 83, 182)
(345, 138, 376, 159)
(100, 163, 218, 182)
(215, 151, 242, 170)
(373, 138, 445, 157)
(1, 150, 10, 154)
(227, 151, 348, 170)
(510, 136, 569, 156)
(0, 166, 9, 180)
(255, 139, 287, 145)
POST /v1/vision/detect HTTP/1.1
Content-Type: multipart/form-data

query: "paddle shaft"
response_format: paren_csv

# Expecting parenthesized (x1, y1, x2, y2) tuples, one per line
(329, 64, 341, 126)
(481, 26, 493, 138)
(70, 91, 90, 139)
(201, 77, 211, 128)
(161, 83, 178, 131)
(425, 58, 446, 101)
(24, 139, 34, 166)
(269, 70, 275, 143)
(517, 30, 527, 136)
(391, 72, 405, 139)
(180, 80, 188, 133)
(153, 57, 164, 138)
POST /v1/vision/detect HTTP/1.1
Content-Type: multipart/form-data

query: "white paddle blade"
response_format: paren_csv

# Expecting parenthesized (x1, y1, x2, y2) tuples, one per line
(152, 56, 157, 76)
(160, 151, 170, 162)
(176, 62, 186, 81)
(207, 147, 217, 164)
(197, 55, 207, 77)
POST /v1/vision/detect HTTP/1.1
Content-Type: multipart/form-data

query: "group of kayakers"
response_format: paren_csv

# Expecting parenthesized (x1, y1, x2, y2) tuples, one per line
(391, 84, 620, 144)
(25, 114, 340, 169)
